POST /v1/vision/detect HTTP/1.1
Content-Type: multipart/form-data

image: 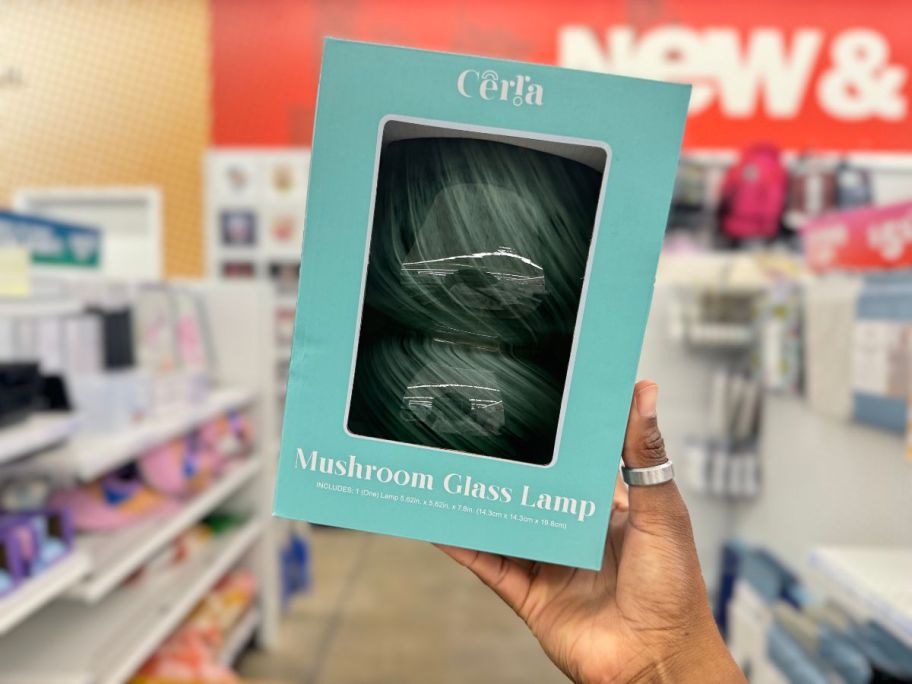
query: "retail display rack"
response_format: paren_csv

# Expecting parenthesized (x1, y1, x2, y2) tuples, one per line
(809, 546, 912, 650)
(0, 280, 281, 682)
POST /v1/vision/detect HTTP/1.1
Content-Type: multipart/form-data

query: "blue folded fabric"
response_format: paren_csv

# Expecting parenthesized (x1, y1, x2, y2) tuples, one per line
(819, 623, 873, 684)
(768, 622, 830, 684)
(848, 622, 912, 680)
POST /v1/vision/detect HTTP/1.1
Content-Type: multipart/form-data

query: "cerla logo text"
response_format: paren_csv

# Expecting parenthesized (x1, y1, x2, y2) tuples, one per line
(457, 69, 544, 107)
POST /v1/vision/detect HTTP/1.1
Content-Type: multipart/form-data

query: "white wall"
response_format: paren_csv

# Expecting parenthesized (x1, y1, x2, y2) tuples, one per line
(731, 394, 911, 573)
(639, 286, 912, 586)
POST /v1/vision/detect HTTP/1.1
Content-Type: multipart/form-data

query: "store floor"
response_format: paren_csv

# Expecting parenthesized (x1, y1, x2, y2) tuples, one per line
(238, 528, 568, 684)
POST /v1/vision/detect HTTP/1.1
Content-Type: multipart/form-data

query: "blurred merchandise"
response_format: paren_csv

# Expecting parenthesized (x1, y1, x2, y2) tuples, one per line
(668, 158, 714, 248)
(279, 522, 310, 607)
(0, 508, 75, 597)
(50, 468, 179, 533)
(784, 155, 838, 231)
(0, 362, 41, 428)
(0, 247, 30, 297)
(753, 282, 803, 394)
(852, 274, 912, 433)
(684, 367, 763, 499)
(69, 369, 152, 434)
(0, 476, 51, 510)
(89, 305, 136, 370)
(721, 541, 912, 683)
(835, 160, 875, 210)
(809, 547, 912, 653)
(719, 145, 788, 243)
(803, 275, 862, 420)
(139, 437, 223, 497)
(129, 567, 257, 684)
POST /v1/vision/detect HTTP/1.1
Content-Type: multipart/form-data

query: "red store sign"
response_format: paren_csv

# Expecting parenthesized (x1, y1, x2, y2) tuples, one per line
(212, 0, 912, 151)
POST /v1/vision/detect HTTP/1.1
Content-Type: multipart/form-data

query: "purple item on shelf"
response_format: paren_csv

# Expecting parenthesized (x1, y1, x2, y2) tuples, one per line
(0, 508, 75, 596)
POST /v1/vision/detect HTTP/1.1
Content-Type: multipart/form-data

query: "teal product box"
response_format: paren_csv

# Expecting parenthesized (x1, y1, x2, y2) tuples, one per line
(274, 39, 690, 569)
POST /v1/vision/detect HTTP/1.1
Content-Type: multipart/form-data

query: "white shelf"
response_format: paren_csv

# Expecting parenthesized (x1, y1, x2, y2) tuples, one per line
(218, 607, 261, 667)
(28, 387, 256, 481)
(0, 297, 82, 319)
(686, 323, 755, 348)
(0, 412, 78, 465)
(0, 551, 89, 635)
(0, 517, 263, 684)
(68, 457, 262, 603)
(808, 546, 912, 649)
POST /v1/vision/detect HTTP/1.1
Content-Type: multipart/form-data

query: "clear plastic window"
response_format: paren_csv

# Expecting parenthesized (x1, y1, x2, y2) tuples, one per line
(347, 120, 607, 466)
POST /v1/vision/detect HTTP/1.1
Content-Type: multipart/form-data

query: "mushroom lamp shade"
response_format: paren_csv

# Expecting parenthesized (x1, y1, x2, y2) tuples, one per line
(363, 137, 602, 345)
(347, 335, 563, 465)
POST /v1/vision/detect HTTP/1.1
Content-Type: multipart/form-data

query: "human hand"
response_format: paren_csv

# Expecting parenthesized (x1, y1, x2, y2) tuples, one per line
(437, 381, 746, 684)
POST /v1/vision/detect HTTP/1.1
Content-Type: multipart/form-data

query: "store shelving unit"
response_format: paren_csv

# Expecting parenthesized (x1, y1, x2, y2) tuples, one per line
(0, 281, 282, 681)
(68, 457, 262, 603)
(219, 607, 262, 667)
(0, 551, 90, 635)
(0, 412, 78, 465)
(0, 518, 263, 684)
(0, 296, 82, 319)
(23, 386, 256, 481)
(808, 546, 912, 649)
(685, 323, 755, 348)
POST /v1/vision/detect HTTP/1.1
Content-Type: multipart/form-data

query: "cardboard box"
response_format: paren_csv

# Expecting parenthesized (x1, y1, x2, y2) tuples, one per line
(274, 39, 690, 569)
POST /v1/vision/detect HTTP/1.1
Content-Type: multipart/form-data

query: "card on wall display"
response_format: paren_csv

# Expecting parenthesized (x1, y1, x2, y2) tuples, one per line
(220, 209, 258, 246)
(212, 154, 262, 203)
(265, 153, 308, 202)
(275, 308, 295, 345)
(265, 209, 303, 251)
(269, 261, 300, 294)
(222, 260, 257, 278)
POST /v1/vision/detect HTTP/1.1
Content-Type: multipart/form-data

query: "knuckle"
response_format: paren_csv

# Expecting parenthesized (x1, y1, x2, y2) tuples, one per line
(639, 424, 667, 465)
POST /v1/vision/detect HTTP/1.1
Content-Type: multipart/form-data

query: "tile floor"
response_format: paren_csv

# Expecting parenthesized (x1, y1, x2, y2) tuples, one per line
(238, 528, 568, 684)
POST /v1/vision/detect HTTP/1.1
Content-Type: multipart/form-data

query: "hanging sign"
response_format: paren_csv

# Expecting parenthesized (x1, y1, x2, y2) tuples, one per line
(0, 211, 102, 269)
(803, 200, 912, 271)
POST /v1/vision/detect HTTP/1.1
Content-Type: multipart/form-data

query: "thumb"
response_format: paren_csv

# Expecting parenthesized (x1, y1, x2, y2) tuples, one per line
(622, 381, 693, 540)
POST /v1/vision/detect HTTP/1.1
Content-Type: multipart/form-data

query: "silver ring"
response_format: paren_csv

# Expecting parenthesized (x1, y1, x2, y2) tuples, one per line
(621, 460, 675, 486)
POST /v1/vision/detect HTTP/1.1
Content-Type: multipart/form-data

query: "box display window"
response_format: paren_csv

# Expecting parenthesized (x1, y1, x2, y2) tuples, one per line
(347, 119, 609, 465)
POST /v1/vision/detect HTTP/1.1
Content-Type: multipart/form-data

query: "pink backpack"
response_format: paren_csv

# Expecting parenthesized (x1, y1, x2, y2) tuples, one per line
(719, 145, 788, 240)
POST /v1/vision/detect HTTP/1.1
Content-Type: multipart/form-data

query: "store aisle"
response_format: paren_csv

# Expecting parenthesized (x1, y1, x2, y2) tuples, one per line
(239, 528, 567, 684)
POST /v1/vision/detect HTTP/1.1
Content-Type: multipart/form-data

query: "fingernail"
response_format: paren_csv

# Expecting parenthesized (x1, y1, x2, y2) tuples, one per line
(635, 384, 658, 418)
